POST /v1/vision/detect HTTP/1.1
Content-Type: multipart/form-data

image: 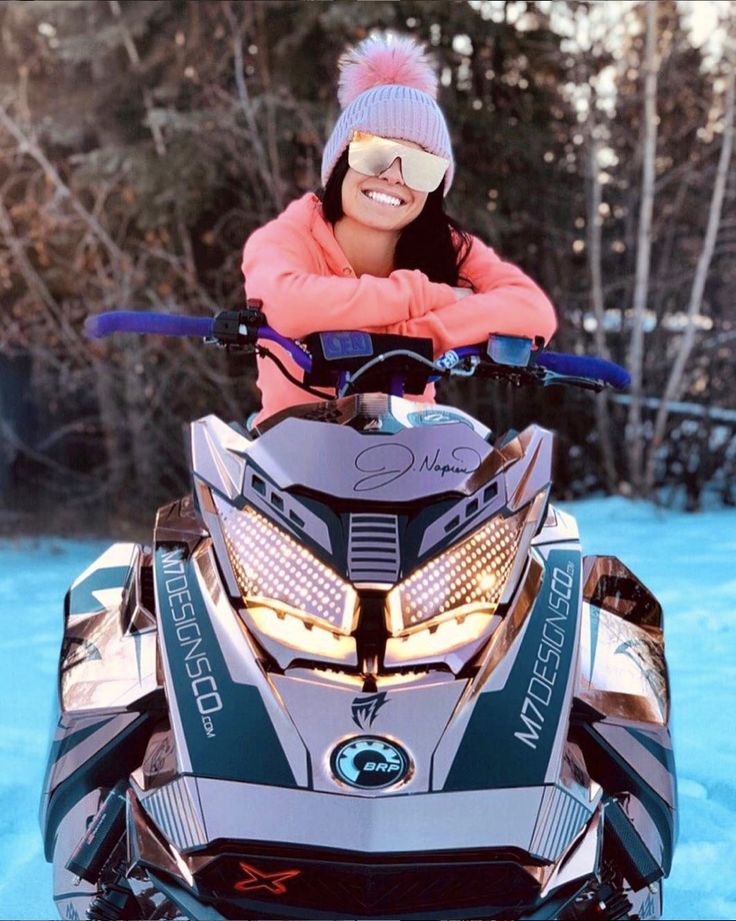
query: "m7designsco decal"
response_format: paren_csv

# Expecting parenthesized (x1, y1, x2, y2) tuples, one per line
(159, 548, 223, 733)
(444, 548, 581, 790)
(515, 562, 576, 750)
(155, 546, 295, 786)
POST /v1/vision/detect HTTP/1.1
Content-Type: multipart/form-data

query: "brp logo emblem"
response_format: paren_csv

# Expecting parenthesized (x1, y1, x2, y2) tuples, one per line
(331, 736, 411, 790)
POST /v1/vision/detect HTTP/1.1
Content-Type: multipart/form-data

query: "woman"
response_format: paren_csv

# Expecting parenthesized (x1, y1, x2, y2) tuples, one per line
(242, 33, 557, 425)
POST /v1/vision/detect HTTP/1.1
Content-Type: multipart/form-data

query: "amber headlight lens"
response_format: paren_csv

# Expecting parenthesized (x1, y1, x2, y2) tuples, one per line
(217, 502, 358, 634)
(386, 508, 529, 634)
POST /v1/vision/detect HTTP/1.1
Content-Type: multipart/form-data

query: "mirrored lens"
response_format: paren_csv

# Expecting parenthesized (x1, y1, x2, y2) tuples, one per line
(348, 132, 449, 193)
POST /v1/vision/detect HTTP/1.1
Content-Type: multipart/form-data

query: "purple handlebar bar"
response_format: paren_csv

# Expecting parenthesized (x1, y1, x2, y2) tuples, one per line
(257, 327, 312, 372)
(85, 311, 214, 340)
(84, 311, 629, 390)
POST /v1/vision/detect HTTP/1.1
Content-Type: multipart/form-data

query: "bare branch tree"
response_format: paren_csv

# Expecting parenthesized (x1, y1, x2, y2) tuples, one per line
(584, 92, 618, 492)
(223, 2, 284, 212)
(108, 0, 167, 157)
(626, 0, 659, 494)
(0, 103, 127, 266)
(643, 55, 736, 494)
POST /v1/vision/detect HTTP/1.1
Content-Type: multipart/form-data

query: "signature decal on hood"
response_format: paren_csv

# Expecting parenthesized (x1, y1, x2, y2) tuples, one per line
(353, 444, 482, 492)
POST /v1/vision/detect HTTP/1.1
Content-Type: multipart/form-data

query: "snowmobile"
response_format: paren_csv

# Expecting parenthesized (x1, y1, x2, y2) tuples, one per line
(41, 306, 676, 920)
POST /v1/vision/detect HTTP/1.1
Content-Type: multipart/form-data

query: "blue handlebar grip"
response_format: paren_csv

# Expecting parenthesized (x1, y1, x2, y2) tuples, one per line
(85, 311, 214, 340)
(536, 352, 631, 390)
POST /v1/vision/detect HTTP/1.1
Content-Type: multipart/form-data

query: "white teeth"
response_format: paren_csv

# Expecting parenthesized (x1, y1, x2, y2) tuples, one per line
(364, 190, 403, 207)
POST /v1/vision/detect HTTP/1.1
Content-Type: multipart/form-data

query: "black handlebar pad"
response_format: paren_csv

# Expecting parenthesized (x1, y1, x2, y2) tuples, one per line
(304, 331, 434, 393)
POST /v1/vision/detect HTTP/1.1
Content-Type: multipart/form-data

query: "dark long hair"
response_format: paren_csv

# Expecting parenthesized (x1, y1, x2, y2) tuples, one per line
(319, 149, 472, 287)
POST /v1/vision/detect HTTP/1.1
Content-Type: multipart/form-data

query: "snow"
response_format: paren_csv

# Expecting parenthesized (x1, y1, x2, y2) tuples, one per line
(0, 537, 108, 921)
(1, 497, 734, 920)
(570, 498, 736, 921)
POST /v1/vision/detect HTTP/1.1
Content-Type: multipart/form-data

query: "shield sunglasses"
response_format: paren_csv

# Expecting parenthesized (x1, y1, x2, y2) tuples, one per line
(347, 131, 449, 193)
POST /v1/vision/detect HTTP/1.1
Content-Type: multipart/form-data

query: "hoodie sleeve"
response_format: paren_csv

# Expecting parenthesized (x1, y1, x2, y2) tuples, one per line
(387, 235, 558, 352)
(242, 218, 458, 340)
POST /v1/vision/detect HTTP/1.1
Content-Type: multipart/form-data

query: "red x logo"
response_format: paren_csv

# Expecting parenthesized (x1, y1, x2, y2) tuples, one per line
(233, 861, 301, 896)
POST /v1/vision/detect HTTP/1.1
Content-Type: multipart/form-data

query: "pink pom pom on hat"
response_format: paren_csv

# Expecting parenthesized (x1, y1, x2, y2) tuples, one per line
(321, 33, 454, 194)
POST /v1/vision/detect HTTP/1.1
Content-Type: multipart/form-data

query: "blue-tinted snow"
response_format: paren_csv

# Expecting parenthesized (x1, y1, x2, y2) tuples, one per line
(0, 497, 734, 920)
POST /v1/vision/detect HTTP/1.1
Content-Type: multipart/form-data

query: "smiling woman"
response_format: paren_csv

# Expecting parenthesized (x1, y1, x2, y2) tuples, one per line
(241, 33, 558, 425)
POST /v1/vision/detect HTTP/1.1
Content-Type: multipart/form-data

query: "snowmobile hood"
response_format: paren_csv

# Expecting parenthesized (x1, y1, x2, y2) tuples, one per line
(189, 395, 532, 506)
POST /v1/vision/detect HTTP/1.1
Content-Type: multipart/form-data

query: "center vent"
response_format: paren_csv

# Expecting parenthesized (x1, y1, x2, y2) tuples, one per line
(348, 514, 400, 584)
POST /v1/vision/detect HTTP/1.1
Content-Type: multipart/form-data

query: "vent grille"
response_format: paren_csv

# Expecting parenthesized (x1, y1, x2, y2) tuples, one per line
(141, 778, 207, 851)
(348, 514, 400, 584)
(529, 786, 591, 860)
(198, 848, 536, 916)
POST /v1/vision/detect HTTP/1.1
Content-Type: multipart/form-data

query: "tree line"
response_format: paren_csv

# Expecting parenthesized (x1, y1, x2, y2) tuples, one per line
(0, 0, 734, 533)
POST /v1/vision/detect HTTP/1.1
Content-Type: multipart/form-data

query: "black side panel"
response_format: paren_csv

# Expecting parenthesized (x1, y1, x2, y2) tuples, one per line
(574, 718, 676, 877)
(42, 708, 160, 860)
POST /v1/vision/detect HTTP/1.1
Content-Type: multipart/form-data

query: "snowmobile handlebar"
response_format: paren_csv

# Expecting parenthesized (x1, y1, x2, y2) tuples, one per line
(84, 308, 311, 371)
(85, 309, 631, 393)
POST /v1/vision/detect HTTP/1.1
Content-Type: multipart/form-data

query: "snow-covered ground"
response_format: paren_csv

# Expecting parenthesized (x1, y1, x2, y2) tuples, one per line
(0, 497, 734, 920)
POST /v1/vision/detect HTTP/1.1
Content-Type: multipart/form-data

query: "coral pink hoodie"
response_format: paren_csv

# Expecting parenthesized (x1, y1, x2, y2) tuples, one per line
(242, 193, 557, 424)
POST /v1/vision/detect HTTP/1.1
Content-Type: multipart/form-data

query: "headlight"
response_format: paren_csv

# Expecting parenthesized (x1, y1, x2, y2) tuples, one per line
(386, 508, 529, 635)
(218, 503, 358, 634)
(216, 499, 529, 673)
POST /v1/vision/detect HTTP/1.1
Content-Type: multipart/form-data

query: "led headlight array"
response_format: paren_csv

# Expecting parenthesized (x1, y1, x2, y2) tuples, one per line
(387, 509, 528, 633)
(218, 503, 357, 633)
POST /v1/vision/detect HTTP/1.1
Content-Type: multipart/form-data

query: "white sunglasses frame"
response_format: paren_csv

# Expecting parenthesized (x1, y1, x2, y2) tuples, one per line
(347, 131, 449, 193)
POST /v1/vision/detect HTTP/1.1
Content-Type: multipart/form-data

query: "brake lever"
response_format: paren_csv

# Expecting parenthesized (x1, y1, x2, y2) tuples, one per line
(447, 356, 481, 377)
(540, 371, 605, 392)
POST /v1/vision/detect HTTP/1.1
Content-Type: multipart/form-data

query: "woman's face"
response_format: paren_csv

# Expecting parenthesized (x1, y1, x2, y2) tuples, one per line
(340, 138, 429, 233)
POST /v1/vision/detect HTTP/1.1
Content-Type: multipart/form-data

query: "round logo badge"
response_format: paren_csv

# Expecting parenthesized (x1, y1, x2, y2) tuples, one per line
(331, 736, 411, 790)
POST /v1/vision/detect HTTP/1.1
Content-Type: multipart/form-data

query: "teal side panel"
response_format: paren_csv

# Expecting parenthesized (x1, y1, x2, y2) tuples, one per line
(69, 566, 131, 615)
(155, 546, 296, 787)
(627, 726, 675, 774)
(582, 722, 677, 871)
(444, 548, 581, 790)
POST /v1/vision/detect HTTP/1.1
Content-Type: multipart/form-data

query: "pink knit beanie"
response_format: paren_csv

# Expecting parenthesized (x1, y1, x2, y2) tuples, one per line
(321, 33, 455, 194)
